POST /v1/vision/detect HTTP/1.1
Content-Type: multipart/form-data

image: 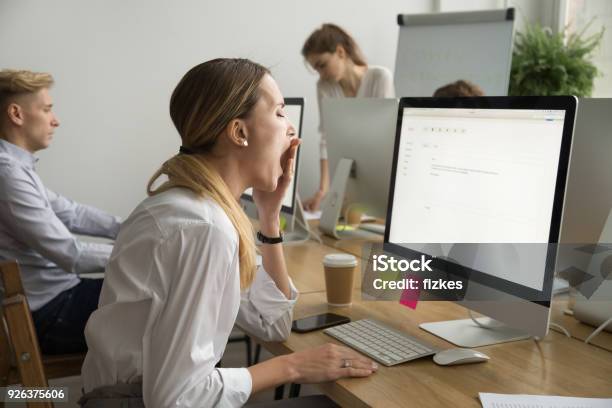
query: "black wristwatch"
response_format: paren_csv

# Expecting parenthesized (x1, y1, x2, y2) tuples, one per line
(257, 230, 283, 244)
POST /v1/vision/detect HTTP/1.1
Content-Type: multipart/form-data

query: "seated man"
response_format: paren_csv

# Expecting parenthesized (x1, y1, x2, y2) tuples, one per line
(0, 69, 120, 354)
(433, 79, 484, 97)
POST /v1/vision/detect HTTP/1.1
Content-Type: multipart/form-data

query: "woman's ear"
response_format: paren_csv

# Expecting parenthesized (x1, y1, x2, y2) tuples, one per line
(227, 119, 249, 147)
(336, 44, 346, 59)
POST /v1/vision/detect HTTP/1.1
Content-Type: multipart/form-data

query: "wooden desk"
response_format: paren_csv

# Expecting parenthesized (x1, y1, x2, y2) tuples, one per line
(260, 291, 612, 408)
(283, 242, 363, 294)
(302, 224, 612, 352)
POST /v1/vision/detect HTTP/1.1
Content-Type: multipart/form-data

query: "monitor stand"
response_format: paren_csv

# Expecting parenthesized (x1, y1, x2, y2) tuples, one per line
(420, 314, 531, 348)
(282, 196, 313, 244)
(319, 158, 382, 240)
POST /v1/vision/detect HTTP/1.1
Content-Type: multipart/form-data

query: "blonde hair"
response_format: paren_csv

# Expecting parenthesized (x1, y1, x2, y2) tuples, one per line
(0, 69, 54, 123)
(148, 59, 267, 289)
(302, 23, 367, 66)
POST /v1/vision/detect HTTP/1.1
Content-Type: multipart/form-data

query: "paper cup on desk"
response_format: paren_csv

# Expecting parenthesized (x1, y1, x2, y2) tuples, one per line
(346, 208, 364, 225)
(323, 253, 358, 307)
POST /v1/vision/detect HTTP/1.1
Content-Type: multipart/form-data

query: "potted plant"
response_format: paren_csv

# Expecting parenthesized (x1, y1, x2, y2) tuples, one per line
(509, 23, 604, 96)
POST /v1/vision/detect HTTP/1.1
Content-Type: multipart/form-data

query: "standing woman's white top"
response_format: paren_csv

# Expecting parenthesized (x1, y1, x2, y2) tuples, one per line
(317, 65, 394, 159)
(82, 188, 298, 407)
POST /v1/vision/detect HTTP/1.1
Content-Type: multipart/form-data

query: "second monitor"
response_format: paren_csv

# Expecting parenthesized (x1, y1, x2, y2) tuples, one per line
(319, 98, 398, 239)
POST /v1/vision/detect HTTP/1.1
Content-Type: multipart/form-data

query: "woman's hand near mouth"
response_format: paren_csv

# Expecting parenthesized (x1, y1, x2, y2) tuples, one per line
(253, 136, 300, 225)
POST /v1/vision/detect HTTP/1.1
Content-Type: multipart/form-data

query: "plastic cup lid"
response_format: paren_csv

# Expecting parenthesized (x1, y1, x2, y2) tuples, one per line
(323, 253, 358, 268)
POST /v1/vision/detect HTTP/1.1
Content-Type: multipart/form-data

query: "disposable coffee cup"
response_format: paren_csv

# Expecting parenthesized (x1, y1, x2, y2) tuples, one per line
(346, 208, 363, 225)
(323, 253, 358, 307)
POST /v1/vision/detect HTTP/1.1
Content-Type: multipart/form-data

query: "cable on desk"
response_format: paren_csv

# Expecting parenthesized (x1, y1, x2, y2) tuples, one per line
(468, 310, 499, 329)
(549, 322, 571, 337)
(468, 311, 571, 340)
(584, 316, 612, 345)
(293, 216, 322, 244)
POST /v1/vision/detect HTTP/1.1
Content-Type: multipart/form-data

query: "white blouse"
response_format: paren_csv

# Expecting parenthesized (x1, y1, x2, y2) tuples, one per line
(82, 188, 298, 407)
(317, 65, 395, 160)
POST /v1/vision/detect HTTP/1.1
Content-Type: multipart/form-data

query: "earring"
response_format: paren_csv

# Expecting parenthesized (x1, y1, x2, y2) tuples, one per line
(242, 139, 248, 147)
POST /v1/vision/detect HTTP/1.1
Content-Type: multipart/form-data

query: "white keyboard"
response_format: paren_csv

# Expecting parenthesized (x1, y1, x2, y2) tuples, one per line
(324, 319, 437, 366)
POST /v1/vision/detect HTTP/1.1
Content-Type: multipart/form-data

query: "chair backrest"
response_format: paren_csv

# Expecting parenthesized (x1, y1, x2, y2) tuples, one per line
(0, 260, 53, 408)
(0, 305, 13, 385)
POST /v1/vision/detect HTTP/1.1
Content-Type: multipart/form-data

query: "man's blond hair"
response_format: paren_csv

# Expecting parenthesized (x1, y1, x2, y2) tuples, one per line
(0, 69, 54, 111)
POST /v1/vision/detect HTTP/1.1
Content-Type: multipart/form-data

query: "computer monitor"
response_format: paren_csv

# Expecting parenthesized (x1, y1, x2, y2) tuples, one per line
(559, 98, 612, 245)
(558, 98, 612, 333)
(383, 96, 577, 347)
(241, 98, 307, 240)
(319, 98, 399, 239)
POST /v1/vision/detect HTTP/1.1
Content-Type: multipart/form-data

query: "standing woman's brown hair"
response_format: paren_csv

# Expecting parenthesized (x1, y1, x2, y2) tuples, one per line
(301, 23, 367, 66)
(147, 58, 266, 288)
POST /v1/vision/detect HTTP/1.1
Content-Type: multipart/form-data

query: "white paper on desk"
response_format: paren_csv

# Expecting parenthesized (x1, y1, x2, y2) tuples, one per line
(303, 210, 322, 220)
(479, 393, 612, 408)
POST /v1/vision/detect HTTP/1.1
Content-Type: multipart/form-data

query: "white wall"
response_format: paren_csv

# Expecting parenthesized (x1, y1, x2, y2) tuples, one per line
(437, 0, 504, 12)
(437, 0, 558, 34)
(507, 0, 557, 33)
(0, 0, 431, 218)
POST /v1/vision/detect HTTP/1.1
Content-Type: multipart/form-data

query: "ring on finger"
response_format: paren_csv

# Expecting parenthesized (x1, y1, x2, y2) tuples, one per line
(341, 359, 351, 368)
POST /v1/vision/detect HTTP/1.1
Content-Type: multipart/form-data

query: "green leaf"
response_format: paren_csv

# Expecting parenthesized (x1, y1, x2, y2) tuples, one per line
(509, 23, 604, 97)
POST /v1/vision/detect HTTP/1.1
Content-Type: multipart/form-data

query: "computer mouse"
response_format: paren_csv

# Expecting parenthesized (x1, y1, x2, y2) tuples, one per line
(433, 348, 490, 366)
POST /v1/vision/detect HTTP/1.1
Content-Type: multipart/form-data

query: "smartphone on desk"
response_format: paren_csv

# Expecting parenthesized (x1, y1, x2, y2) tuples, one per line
(292, 313, 350, 333)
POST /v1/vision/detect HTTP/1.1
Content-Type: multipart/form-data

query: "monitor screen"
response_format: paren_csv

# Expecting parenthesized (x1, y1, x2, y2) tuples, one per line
(242, 99, 302, 213)
(386, 99, 575, 295)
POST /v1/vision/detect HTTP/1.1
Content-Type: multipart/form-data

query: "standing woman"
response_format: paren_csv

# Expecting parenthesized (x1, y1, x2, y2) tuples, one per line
(302, 23, 395, 211)
(80, 59, 376, 408)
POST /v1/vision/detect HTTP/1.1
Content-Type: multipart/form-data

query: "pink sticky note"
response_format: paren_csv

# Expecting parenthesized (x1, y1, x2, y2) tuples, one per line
(399, 275, 421, 309)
